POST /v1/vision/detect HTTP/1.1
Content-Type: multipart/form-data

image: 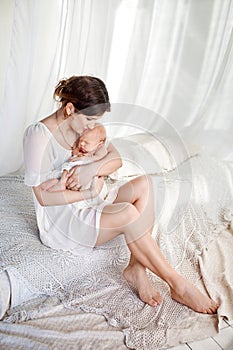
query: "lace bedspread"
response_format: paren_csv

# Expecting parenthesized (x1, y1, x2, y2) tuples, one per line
(0, 154, 233, 349)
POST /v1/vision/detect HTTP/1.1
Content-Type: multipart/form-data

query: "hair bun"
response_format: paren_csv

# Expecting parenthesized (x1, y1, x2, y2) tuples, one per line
(60, 79, 68, 87)
(53, 78, 69, 100)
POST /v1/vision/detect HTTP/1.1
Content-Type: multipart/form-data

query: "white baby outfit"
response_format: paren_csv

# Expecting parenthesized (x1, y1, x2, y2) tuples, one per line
(23, 122, 119, 256)
(55, 151, 109, 209)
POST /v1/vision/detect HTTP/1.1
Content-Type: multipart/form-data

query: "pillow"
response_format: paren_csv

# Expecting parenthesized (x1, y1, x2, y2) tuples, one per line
(110, 132, 200, 179)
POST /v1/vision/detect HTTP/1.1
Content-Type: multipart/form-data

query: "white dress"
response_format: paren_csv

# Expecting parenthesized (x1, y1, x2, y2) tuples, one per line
(23, 122, 119, 256)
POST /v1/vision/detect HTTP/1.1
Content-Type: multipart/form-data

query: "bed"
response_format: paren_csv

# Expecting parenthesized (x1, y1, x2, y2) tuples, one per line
(0, 132, 233, 350)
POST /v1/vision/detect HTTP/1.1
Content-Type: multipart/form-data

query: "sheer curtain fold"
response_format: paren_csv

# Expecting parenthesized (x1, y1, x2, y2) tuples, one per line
(60, 0, 120, 78)
(187, 0, 233, 128)
(0, 0, 66, 174)
(0, 0, 232, 175)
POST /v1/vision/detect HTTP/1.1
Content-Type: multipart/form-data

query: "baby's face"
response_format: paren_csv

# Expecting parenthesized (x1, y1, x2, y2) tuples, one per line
(78, 130, 102, 153)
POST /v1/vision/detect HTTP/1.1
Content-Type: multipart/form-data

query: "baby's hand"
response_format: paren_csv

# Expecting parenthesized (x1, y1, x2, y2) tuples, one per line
(72, 148, 83, 156)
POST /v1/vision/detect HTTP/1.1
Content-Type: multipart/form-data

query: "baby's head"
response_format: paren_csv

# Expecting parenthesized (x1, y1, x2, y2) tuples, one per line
(78, 124, 106, 153)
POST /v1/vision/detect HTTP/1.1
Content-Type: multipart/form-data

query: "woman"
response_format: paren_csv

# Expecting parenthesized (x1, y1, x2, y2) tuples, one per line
(23, 75, 218, 313)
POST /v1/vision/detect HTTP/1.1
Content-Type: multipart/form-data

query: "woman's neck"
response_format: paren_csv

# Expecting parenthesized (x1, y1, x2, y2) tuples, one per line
(55, 110, 78, 150)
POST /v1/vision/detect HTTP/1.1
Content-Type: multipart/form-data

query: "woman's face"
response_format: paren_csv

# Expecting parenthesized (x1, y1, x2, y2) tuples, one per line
(71, 113, 102, 134)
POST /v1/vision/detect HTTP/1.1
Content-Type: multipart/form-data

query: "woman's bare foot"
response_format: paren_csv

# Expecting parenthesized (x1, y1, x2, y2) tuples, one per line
(170, 276, 219, 314)
(123, 264, 163, 307)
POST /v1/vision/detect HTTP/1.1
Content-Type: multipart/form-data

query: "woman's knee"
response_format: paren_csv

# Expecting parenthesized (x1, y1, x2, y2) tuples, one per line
(125, 202, 139, 221)
(133, 175, 154, 207)
(101, 202, 139, 229)
(135, 174, 152, 192)
(115, 202, 139, 227)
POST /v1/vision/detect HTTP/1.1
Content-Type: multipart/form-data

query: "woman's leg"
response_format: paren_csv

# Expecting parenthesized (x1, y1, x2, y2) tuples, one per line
(113, 175, 162, 306)
(114, 176, 162, 306)
(97, 201, 162, 307)
(96, 176, 218, 314)
(96, 175, 164, 307)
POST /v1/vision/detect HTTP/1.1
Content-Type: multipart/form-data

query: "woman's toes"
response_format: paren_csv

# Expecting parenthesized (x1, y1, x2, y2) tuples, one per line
(211, 305, 218, 313)
(140, 293, 160, 307)
(157, 294, 163, 304)
(124, 265, 163, 307)
(148, 298, 156, 307)
(151, 298, 160, 307)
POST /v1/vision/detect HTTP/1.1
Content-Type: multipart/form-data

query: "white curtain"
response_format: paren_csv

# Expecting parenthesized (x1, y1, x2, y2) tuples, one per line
(0, 0, 233, 175)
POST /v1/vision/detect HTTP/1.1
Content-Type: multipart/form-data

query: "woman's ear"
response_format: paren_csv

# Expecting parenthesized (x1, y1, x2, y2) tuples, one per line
(64, 102, 75, 116)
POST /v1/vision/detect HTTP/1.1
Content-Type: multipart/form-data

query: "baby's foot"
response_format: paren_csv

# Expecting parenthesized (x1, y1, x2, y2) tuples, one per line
(170, 276, 219, 314)
(123, 264, 162, 307)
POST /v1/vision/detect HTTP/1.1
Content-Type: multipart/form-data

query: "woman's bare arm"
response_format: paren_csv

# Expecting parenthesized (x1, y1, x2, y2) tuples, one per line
(33, 176, 104, 207)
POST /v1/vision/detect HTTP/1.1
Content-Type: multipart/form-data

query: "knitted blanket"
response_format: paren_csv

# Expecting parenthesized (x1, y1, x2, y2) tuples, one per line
(0, 153, 233, 349)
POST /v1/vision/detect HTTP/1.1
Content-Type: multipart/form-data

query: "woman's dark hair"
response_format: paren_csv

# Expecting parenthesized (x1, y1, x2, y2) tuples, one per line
(54, 76, 111, 116)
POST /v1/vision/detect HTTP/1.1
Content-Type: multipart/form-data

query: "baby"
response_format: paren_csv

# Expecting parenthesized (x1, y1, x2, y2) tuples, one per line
(70, 123, 107, 163)
(41, 124, 108, 206)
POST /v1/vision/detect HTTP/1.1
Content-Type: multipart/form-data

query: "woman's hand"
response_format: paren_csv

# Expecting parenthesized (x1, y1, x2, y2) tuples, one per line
(66, 164, 95, 190)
